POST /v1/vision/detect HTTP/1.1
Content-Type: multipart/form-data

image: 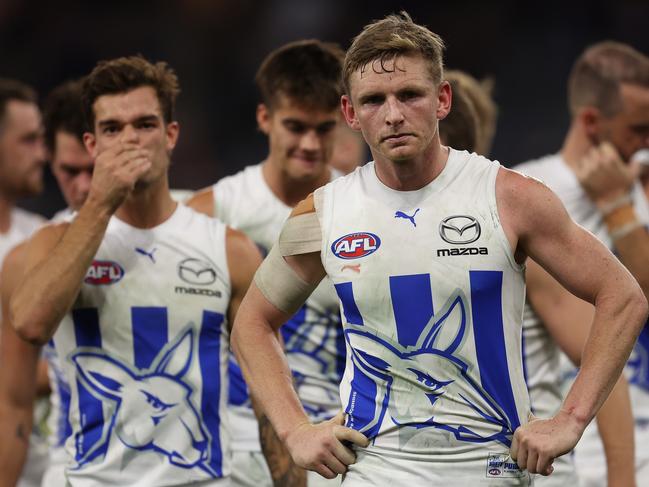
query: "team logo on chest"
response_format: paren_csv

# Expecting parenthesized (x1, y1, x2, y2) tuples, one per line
(84, 260, 124, 285)
(332, 232, 380, 259)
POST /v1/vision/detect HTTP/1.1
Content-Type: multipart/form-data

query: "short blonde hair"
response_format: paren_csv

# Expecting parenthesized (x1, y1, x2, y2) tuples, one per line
(568, 41, 649, 117)
(343, 11, 445, 94)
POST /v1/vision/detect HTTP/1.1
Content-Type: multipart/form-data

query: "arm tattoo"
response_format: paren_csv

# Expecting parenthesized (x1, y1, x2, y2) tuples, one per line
(259, 414, 306, 487)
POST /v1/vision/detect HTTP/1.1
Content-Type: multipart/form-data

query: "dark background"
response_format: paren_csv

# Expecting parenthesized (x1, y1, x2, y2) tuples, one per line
(3, 0, 648, 216)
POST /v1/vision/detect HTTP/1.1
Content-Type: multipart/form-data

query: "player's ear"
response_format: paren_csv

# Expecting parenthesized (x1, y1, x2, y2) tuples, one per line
(165, 121, 180, 151)
(83, 132, 97, 158)
(436, 81, 452, 121)
(341, 95, 361, 131)
(256, 104, 271, 135)
(578, 106, 603, 143)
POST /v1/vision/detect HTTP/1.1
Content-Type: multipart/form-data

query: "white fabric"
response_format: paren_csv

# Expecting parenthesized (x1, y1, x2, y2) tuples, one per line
(317, 150, 531, 485)
(515, 153, 649, 486)
(53, 204, 233, 486)
(213, 163, 344, 454)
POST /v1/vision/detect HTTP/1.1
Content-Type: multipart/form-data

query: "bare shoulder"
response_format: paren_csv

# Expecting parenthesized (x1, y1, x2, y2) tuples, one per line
(496, 166, 566, 234)
(225, 227, 263, 265)
(185, 187, 214, 217)
(290, 193, 315, 218)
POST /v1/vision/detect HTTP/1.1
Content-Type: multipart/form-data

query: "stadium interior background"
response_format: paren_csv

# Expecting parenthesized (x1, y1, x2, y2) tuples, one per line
(2, 0, 648, 216)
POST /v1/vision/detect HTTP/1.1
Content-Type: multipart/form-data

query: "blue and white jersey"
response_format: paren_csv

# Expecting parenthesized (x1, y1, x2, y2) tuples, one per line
(213, 163, 344, 452)
(316, 150, 531, 485)
(52, 204, 231, 487)
(516, 153, 649, 485)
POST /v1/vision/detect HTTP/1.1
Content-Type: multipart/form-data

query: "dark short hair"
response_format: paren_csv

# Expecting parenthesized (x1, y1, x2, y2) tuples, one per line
(255, 39, 344, 111)
(0, 77, 37, 130)
(43, 79, 86, 153)
(568, 41, 649, 117)
(82, 55, 180, 129)
(344, 11, 445, 94)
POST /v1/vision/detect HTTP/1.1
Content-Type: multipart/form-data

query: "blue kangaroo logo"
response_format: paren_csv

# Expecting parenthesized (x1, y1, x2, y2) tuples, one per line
(345, 293, 515, 447)
(71, 327, 216, 475)
(394, 208, 420, 227)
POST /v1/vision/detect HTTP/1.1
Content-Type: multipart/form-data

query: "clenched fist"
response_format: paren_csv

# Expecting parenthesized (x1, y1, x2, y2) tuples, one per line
(511, 410, 584, 476)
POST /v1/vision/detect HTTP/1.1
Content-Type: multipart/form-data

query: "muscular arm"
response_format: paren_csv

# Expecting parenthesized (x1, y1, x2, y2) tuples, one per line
(185, 187, 215, 217)
(527, 260, 635, 487)
(498, 169, 647, 474)
(231, 195, 368, 480)
(0, 244, 41, 487)
(225, 227, 306, 486)
(11, 142, 150, 345)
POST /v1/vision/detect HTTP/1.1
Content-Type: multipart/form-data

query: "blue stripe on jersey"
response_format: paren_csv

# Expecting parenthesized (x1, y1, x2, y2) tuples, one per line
(131, 307, 169, 369)
(389, 274, 434, 347)
(345, 358, 388, 438)
(629, 322, 649, 391)
(198, 310, 225, 476)
(334, 315, 346, 380)
(469, 271, 521, 430)
(56, 369, 73, 447)
(334, 282, 364, 326)
(72, 308, 107, 463)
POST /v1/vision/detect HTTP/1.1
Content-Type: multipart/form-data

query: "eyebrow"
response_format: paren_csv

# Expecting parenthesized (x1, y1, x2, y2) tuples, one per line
(97, 114, 160, 128)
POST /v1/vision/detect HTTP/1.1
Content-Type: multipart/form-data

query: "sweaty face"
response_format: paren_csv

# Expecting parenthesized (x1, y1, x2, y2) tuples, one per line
(344, 55, 449, 164)
(0, 100, 46, 198)
(87, 86, 178, 188)
(260, 96, 338, 182)
(599, 84, 649, 162)
(52, 131, 94, 210)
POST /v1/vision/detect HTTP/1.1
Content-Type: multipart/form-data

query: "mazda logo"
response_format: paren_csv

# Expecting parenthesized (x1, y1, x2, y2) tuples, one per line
(439, 215, 481, 244)
(178, 258, 217, 285)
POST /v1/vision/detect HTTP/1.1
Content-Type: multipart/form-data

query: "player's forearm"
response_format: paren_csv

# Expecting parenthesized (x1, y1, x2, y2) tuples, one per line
(594, 375, 637, 487)
(562, 284, 647, 429)
(601, 203, 649, 297)
(232, 316, 309, 443)
(11, 199, 112, 344)
(0, 403, 33, 487)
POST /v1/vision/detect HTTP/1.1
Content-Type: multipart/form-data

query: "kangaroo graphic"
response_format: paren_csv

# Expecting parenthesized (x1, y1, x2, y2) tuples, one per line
(345, 293, 516, 447)
(71, 327, 216, 476)
(135, 247, 157, 263)
(394, 208, 420, 227)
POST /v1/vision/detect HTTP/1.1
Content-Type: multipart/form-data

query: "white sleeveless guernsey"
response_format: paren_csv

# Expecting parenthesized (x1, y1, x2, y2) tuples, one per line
(213, 163, 344, 454)
(0, 208, 49, 487)
(516, 153, 649, 486)
(52, 204, 231, 487)
(316, 149, 531, 486)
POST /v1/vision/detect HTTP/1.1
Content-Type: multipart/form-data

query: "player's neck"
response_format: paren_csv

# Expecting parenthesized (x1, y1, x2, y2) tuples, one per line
(373, 141, 449, 192)
(262, 160, 331, 208)
(114, 176, 177, 229)
(560, 122, 594, 171)
(0, 193, 15, 234)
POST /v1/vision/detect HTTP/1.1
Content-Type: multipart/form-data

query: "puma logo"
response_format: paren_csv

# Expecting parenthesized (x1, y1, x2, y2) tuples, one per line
(395, 208, 420, 227)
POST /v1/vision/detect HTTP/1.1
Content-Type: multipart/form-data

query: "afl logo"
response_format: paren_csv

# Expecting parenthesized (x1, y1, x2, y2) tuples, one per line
(332, 232, 380, 260)
(85, 260, 124, 285)
(488, 468, 502, 476)
(439, 215, 481, 244)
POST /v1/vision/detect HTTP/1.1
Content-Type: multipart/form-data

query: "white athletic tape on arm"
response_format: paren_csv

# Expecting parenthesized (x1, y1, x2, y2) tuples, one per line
(278, 212, 322, 256)
(254, 244, 317, 315)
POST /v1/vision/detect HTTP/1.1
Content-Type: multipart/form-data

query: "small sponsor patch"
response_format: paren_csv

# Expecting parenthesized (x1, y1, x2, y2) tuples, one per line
(332, 232, 380, 260)
(85, 260, 124, 285)
(486, 452, 524, 478)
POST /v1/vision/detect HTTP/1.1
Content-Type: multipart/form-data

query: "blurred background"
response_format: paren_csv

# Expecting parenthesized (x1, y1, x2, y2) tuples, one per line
(2, 0, 648, 216)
